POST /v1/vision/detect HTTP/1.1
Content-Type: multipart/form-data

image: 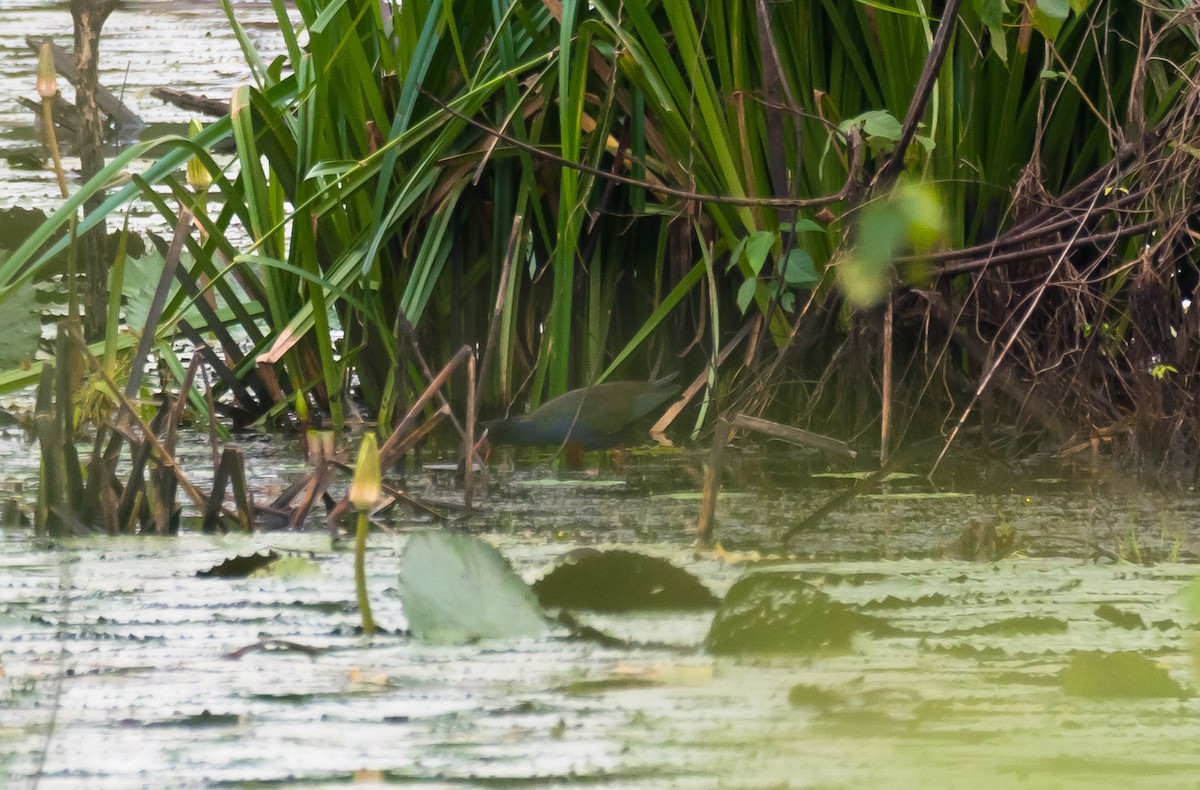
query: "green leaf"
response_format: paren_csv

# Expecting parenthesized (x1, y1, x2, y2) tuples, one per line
(897, 181, 947, 251)
(1032, 0, 1070, 40)
(706, 573, 890, 655)
(532, 550, 718, 611)
(517, 479, 626, 488)
(1150, 364, 1177, 380)
(0, 276, 41, 369)
(120, 250, 203, 333)
(397, 532, 550, 644)
(988, 25, 1009, 63)
(310, 0, 351, 33)
(119, 251, 166, 333)
(839, 180, 944, 307)
(841, 110, 903, 149)
(1062, 651, 1190, 699)
(736, 278, 758, 314)
(863, 491, 972, 500)
(782, 249, 818, 287)
(974, 0, 1007, 29)
(839, 212, 903, 308)
(974, 0, 1010, 60)
(305, 160, 360, 180)
(1039, 0, 1071, 21)
(248, 555, 323, 579)
(1175, 576, 1200, 623)
(726, 237, 747, 273)
(782, 218, 824, 235)
(744, 230, 775, 276)
(811, 471, 919, 481)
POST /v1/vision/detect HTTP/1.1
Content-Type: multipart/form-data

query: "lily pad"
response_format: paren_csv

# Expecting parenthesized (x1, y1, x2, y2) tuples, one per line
(705, 572, 894, 655)
(120, 249, 204, 331)
(248, 555, 322, 580)
(397, 531, 550, 644)
(653, 491, 754, 501)
(1061, 651, 1190, 699)
(196, 550, 280, 578)
(533, 549, 719, 612)
(811, 471, 918, 481)
(1095, 604, 1147, 630)
(0, 277, 42, 369)
(517, 478, 625, 488)
(864, 492, 972, 500)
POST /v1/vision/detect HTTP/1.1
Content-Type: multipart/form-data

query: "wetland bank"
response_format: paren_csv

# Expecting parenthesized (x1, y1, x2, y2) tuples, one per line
(5, 0, 1200, 787)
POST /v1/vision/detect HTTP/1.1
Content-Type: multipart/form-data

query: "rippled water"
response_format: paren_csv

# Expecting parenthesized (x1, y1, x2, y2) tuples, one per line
(3, 428, 1200, 788)
(5, 515, 1200, 789)
(0, 0, 288, 227)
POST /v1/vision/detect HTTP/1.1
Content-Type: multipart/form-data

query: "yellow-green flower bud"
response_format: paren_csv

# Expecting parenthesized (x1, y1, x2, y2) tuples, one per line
(186, 118, 212, 192)
(36, 43, 57, 99)
(348, 433, 381, 513)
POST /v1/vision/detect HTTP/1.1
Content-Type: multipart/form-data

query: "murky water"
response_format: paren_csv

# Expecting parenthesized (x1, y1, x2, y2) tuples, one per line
(4, 2, 1200, 788)
(3, 429, 1200, 788)
(4, 511, 1200, 788)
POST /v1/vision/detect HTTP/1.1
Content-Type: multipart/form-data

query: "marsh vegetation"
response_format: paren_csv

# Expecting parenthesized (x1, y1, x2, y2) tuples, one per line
(4, 1, 1200, 786)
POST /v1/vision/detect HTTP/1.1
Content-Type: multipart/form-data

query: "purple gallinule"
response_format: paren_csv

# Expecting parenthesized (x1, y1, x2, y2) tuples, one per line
(486, 374, 678, 451)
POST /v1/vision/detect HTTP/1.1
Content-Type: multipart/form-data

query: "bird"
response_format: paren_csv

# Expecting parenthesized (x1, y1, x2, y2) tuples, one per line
(485, 374, 678, 451)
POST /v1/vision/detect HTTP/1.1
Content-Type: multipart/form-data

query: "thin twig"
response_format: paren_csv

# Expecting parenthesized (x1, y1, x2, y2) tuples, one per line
(930, 188, 1107, 476)
(79, 336, 212, 514)
(422, 89, 862, 209)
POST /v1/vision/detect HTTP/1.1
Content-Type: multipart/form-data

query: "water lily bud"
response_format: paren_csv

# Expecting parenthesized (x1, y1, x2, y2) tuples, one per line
(348, 433, 381, 513)
(186, 118, 211, 192)
(36, 42, 57, 99)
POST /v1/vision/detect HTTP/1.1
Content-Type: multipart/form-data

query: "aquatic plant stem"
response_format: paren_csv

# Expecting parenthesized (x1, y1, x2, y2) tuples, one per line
(349, 433, 380, 635)
(40, 90, 80, 325)
(354, 510, 375, 636)
(41, 99, 69, 199)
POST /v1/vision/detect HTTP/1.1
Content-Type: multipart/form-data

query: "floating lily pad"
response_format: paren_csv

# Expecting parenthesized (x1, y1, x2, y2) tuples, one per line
(517, 478, 626, 488)
(864, 492, 973, 500)
(196, 550, 280, 578)
(248, 555, 322, 580)
(145, 711, 242, 728)
(533, 549, 719, 612)
(120, 249, 205, 331)
(1061, 651, 1190, 699)
(942, 615, 1068, 637)
(1095, 604, 1147, 630)
(0, 277, 42, 369)
(787, 684, 845, 710)
(1174, 576, 1200, 623)
(653, 491, 754, 501)
(811, 471, 918, 481)
(705, 572, 894, 655)
(398, 531, 550, 644)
